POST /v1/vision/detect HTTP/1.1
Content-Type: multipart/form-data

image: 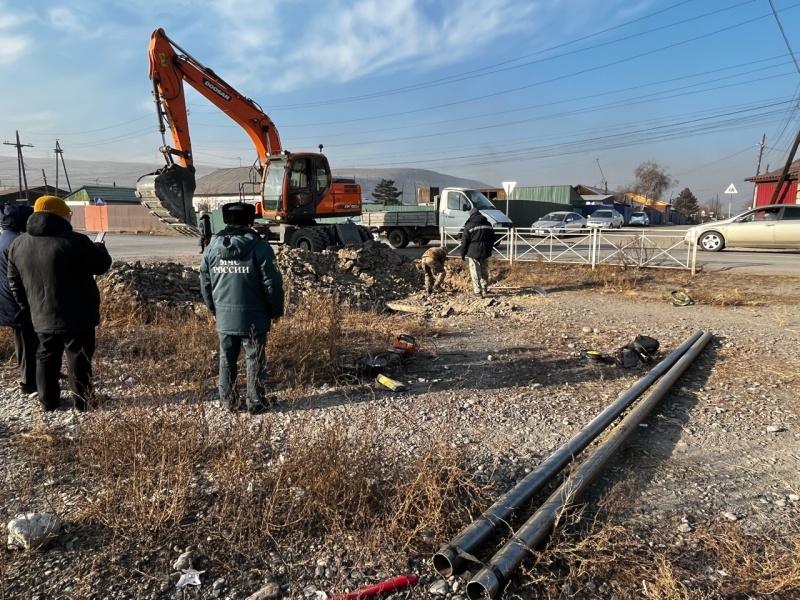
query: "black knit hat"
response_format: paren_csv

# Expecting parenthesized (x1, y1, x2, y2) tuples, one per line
(222, 202, 256, 225)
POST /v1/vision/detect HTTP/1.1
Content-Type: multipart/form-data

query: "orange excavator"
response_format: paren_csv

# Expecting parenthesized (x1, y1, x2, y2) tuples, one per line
(136, 28, 367, 250)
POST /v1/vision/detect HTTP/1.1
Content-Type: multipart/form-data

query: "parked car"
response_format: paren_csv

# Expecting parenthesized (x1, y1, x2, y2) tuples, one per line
(684, 204, 800, 251)
(629, 211, 650, 227)
(586, 209, 624, 229)
(531, 211, 587, 236)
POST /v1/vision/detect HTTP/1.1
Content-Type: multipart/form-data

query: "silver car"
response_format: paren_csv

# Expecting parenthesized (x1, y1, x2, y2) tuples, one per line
(629, 211, 650, 227)
(684, 204, 800, 251)
(531, 211, 587, 236)
(587, 209, 624, 229)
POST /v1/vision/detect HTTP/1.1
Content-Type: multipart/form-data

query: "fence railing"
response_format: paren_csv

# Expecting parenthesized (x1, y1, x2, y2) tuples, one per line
(441, 227, 699, 273)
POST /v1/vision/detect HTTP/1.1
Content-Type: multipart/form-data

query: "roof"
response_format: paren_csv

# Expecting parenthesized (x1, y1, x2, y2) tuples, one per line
(0, 185, 72, 202)
(581, 194, 615, 203)
(195, 167, 260, 195)
(64, 185, 138, 204)
(512, 185, 584, 205)
(746, 159, 800, 183)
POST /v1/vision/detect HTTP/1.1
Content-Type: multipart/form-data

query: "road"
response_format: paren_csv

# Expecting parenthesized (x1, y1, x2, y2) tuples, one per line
(101, 232, 800, 276)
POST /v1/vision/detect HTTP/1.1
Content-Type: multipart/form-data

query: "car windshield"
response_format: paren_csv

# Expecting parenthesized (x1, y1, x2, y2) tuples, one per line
(632, 212, 645, 218)
(541, 212, 568, 221)
(463, 189, 496, 209)
(592, 210, 612, 218)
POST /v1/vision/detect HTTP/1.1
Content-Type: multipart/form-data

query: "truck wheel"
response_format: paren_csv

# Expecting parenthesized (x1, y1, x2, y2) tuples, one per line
(290, 228, 327, 252)
(387, 228, 409, 249)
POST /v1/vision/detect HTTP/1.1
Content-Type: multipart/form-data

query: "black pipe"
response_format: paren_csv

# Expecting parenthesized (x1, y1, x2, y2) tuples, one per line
(466, 331, 713, 600)
(433, 331, 703, 577)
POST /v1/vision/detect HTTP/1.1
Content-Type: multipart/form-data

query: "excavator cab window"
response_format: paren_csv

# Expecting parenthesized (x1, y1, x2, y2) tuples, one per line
(261, 159, 285, 213)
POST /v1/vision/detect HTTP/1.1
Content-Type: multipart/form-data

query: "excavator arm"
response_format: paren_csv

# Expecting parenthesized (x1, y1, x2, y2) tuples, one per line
(136, 28, 283, 230)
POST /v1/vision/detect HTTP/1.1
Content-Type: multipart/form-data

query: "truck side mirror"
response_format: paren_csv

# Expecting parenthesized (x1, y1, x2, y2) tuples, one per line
(462, 203, 470, 211)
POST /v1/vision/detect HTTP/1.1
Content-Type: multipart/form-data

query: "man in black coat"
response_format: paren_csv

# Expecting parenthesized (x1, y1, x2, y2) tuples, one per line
(460, 208, 495, 297)
(0, 203, 37, 395)
(8, 196, 112, 411)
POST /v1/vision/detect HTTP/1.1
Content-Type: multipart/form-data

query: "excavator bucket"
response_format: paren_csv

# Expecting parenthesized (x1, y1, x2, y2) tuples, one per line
(135, 165, 199, 236)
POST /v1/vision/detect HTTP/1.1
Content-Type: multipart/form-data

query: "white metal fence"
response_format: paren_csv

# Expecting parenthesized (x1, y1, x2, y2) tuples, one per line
(441, 227, 699, 273)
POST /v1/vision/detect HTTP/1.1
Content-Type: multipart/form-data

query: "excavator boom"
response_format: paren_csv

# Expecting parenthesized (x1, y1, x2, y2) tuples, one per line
(137, 28, 283, 230)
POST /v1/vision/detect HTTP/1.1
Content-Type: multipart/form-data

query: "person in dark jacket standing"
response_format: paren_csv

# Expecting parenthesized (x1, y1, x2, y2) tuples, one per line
(200, 202, 284, 414)
(8, 196, 112, 411)
(0, 203, 37, 396)
(460, 208, 495, 297)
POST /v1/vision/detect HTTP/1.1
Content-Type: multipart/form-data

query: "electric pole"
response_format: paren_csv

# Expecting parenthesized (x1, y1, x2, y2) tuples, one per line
(3, 131, 33, 203)
(768, 127, 800, 205)
(752, 134, 766, 208)
(54, 140, 72, 193)
(596, 158, 608, 194)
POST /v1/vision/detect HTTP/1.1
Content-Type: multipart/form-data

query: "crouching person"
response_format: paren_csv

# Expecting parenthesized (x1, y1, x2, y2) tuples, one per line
(421, 245, 448, 294)
(200, 202, 284, 414)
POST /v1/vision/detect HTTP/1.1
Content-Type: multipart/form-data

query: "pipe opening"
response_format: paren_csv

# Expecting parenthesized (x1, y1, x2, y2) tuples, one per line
(466, 580, 492, 600)
(432, 552, 455, 577)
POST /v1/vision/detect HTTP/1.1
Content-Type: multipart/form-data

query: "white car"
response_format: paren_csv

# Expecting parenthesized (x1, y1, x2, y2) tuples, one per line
(629, 212, 650, 227)
(684, 204, 800, 251)
(587, 209, 624, 229)
(531, 211, 587, 236)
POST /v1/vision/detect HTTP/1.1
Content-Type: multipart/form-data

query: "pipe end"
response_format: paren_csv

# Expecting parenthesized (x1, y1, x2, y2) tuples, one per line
(432, 550, 457, 577)
(466, 570, 501, 600)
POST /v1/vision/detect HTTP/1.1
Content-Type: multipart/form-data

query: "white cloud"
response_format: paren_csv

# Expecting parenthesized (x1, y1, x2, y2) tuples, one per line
(217, 0, 539, 93)
(48, 6, 85, 32)
(0, 36, 30, 66)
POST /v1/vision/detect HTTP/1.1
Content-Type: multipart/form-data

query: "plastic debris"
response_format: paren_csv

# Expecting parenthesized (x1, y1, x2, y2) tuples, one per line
(177, 568, 205, 588)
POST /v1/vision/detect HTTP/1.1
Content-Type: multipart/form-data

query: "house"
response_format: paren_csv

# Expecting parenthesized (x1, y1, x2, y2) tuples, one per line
(745, 159, 800, 206)
(0, 185, 71, 206)
(194, 167, 260, 211)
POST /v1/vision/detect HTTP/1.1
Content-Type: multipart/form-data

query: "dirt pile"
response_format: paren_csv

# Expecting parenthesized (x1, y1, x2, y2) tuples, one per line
(97, 241, 425, 309)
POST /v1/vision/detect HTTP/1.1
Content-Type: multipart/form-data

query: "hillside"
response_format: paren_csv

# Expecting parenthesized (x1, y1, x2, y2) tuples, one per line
(0, 157, 491, 201)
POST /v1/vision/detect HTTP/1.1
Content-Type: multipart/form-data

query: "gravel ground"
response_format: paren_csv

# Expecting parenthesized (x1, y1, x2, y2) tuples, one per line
(1, 263, 799, 599)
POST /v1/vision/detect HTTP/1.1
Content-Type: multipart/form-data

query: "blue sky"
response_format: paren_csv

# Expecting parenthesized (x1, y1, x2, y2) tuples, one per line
(1, 0, 799, 209)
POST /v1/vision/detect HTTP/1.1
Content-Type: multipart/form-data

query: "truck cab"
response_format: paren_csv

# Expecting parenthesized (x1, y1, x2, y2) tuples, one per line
(439, 188, 514, 230)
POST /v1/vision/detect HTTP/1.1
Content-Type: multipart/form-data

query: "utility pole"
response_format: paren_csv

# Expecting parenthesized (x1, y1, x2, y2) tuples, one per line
(752, 134, 766, 208)
(596, 158, 608, 194)
(54, 140, 72, 193)
(3, 131, 33, 203)
(768, 127, 800, 205)
(42, 169, 49, 194)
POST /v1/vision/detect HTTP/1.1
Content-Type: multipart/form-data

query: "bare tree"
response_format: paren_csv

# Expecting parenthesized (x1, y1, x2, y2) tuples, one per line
(632, 161, 677, 202)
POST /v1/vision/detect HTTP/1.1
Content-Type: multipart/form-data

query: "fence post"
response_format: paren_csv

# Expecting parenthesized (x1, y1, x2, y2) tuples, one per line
(691, 238, 698, 276)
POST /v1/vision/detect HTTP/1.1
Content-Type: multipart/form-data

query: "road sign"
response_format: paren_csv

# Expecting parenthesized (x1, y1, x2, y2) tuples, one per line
(502, 181, 517, 196)
(724, 184, 737, 194)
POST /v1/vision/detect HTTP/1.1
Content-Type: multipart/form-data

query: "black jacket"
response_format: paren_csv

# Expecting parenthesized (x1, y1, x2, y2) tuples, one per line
(8, 212, 112, 334)
(0, 204, 33, 327)
(460, 212, 495, 260)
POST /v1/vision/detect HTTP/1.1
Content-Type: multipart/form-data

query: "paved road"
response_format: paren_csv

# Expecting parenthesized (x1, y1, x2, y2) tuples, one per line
(101, 232, 800, 276)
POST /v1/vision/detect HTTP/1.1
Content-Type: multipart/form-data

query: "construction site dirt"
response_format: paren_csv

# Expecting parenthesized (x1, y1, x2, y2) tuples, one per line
(0, 243, 798, 599)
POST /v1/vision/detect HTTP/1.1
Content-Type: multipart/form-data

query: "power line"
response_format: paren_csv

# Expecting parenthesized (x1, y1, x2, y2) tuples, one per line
(767, 0, 800, 76)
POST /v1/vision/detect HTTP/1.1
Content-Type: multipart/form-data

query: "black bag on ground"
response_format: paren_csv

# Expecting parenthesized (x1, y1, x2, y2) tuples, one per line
(614, 335, 660, 368)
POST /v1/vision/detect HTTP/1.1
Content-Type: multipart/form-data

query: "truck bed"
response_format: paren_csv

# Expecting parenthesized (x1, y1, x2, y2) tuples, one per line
(361, 210, 438, 228)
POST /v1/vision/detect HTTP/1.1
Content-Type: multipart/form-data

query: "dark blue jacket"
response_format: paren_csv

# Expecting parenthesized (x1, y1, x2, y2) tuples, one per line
(460, 211, 495, 260)
(8, 211, 112, 334)
(200, 226, 284, 336)
(0, 204, 34, 327)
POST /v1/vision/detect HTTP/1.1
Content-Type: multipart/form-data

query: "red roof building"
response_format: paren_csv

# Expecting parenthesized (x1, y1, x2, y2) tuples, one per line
(745, 159, 799, 206)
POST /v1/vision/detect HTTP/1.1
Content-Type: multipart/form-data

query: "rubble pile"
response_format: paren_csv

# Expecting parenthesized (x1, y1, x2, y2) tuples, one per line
(97, 241, 424, 310)
(98, 261, 202, 308)
(274, 240, 424, 308)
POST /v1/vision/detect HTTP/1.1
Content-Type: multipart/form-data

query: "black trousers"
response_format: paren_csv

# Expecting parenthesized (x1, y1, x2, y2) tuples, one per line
(13, 321, 38, 392)
(36, 329, 96, 410)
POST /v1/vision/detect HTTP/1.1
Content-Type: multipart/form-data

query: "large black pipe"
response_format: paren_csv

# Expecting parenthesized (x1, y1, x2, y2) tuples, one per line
(466, 331, 713, 600)
(433, 331, 704, 577)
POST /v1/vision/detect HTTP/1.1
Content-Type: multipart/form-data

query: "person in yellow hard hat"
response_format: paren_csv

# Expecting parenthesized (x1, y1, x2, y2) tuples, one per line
(7, 196, 112, 412)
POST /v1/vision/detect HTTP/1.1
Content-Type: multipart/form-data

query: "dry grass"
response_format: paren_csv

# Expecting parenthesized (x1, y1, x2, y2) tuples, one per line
(489, 261, 800, 306)
(3, 280, 799, 596)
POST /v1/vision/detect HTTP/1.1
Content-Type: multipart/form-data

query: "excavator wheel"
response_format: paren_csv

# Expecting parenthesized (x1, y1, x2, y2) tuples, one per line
(290, 228, 328, 252)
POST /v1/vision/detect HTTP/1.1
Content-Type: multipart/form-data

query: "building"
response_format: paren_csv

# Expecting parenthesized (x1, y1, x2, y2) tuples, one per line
(745, 159, 800, 206)
(193, 167, 260, 211)
(0, 185, 71, 206)
(62, 185, 167, 233)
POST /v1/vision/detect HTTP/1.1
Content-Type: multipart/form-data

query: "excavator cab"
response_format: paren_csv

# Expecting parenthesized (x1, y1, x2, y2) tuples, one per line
(136, 163, 198, 235)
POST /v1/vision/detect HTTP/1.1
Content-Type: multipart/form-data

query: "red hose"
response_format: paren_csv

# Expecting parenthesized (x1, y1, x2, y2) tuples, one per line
(331, 574, 419, 600)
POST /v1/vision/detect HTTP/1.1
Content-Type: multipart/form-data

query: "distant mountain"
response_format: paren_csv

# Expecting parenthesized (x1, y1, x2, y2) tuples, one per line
(330, 168, 492, 203)
(0, 157, 491, 201)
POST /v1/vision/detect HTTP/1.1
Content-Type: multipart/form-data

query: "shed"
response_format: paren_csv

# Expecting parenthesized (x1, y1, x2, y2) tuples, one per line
(194, 167, 260, 211)
(0, 185, 71, 206)
(745, 159, 800, 206)
(64, 185, 139, 205)
(504, 185, 586, 226)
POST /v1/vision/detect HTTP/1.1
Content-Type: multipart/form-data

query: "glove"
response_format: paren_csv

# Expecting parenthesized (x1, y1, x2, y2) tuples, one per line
(14, 307, 31, 322)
